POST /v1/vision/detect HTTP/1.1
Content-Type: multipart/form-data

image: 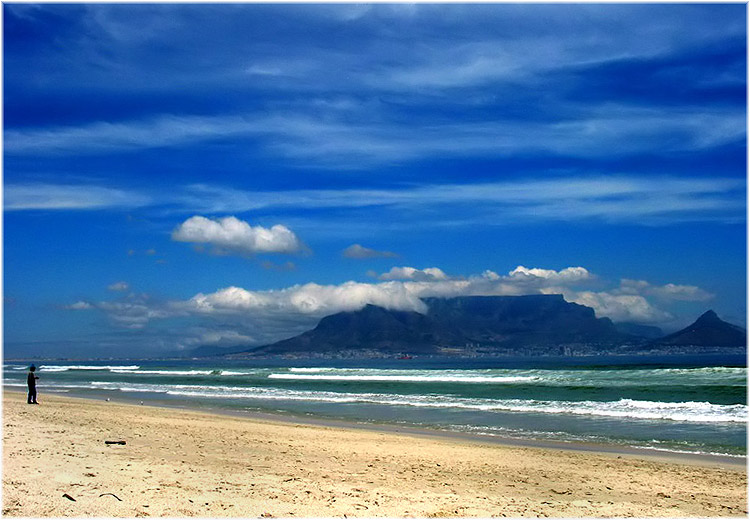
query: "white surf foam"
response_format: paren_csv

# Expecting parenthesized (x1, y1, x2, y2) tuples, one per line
(39, 365, 140, 372)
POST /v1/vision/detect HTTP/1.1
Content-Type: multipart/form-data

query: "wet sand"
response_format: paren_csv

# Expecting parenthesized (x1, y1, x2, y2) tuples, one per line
(3, 391, 746, 517)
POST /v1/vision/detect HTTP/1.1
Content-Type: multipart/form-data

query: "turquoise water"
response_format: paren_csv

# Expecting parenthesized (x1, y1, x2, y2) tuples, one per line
(4, 354, 746, 457)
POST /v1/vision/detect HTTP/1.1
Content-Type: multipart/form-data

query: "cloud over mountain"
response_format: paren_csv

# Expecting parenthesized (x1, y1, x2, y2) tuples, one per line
(570, 291, 672, 324)
(66, 264, 708, 349)
(8, 5, 743, 358)
(183, 281, 428, 317)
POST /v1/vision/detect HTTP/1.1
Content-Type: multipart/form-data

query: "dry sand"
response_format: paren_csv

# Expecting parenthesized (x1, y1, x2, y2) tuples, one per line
(2, 391, 746, 517)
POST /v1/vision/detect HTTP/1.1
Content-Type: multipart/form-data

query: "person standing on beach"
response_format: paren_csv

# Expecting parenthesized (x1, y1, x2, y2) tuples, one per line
(27, 365, 39, 404)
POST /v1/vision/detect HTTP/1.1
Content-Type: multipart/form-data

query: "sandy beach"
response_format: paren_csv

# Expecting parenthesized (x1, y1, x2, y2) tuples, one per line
(2, 391, 746, 517)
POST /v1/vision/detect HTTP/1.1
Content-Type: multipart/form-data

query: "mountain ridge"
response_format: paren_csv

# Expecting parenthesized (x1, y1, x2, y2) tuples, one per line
(649, 310, 746, 348)
(219, 297, 746, 359)
(232, 294, 649, 358)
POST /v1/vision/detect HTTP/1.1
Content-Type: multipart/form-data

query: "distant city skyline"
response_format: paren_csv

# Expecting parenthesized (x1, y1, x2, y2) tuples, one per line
(4, 3, 746, 358)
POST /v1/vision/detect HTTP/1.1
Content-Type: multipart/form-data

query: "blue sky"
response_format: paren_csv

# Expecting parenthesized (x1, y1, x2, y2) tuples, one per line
(3, 3, 746, 358)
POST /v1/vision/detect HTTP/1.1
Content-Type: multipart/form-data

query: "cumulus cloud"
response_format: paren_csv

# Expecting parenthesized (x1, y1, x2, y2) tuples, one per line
(183, 281, 428, 317)
(342, 244, 399, 259)
(65, 301, 93, 310)
(378, 266, 449, 281)
(618, 278, 714, 302)
(66, 264, 710, 345)
(97, 299, 173, 329)
(509, 265, 593, 284)
(568, 291, 673, 324)
(107, 281, 130, 292)
(65, 294, 173, 329)
(654, 283, 714, 301)
(172, 216, 303, 256)
(172, 264, 603, 331)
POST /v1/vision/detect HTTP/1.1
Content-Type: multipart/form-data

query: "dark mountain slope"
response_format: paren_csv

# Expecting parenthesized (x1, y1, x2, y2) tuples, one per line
(243, 295, 629, 357)
(423, 295, 621, 346)
(250, 304, 460, 356)
(651, 310, 746, 347)
(614, 322, 663, 339)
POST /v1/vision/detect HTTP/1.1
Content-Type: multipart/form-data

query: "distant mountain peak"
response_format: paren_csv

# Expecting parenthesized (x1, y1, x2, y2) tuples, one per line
(652, 309, 746, 348)
(695, 310, 720, 323)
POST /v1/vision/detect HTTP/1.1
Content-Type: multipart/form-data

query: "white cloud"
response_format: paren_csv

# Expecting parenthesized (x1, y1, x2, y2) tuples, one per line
(378, 266, 449, 281)
(653, 283, 714, 301)
(108, 281, 130, 292)
(481, 270, 501, 281)
(173, 264, 613, 329)
(509, 265, 592, 283)
(172, 216, 303, 255)
(618, 279, 714, 302)
(4, 183, 150, 211)
(65, 301, 93, 310)
(342, 244, 399, 259)
(4, 108, 743, 170)
(64, 293, 173, 329)
(68, 264, 712, 342)
(177, 176, 744, 226)
(568, 291, 673, 324)
(184, 281, 428, 317)
(96, 299, 172, 329)
(3, 114, 264, 156)
(5, 176, 743, 226)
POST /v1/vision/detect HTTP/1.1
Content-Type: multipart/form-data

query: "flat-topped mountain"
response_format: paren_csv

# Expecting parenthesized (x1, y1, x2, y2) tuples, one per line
(614, 322, 663, 339)
(241, 294, 628, 358)
(422, 295, 621, 345)
(651, 310, 746, 348)
(223, 297, 747, 359)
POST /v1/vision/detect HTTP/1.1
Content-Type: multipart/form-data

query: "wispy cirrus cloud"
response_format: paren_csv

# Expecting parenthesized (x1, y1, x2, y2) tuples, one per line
(9, 4, 742, 96)
(178, 176, 745, 226)
(3, 114, 264, 155)
(4, 107, 744, 168)
(4, 183, 151, 210)
(4, 176, 744, 226)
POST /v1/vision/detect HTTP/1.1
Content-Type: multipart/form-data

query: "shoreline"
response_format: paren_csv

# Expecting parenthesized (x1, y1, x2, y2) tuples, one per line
(10, 388, 745, 470)
(3, 390, 746, 517)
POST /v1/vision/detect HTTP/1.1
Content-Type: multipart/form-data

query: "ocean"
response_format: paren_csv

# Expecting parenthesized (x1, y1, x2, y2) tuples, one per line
(3, 354, 746, 458)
